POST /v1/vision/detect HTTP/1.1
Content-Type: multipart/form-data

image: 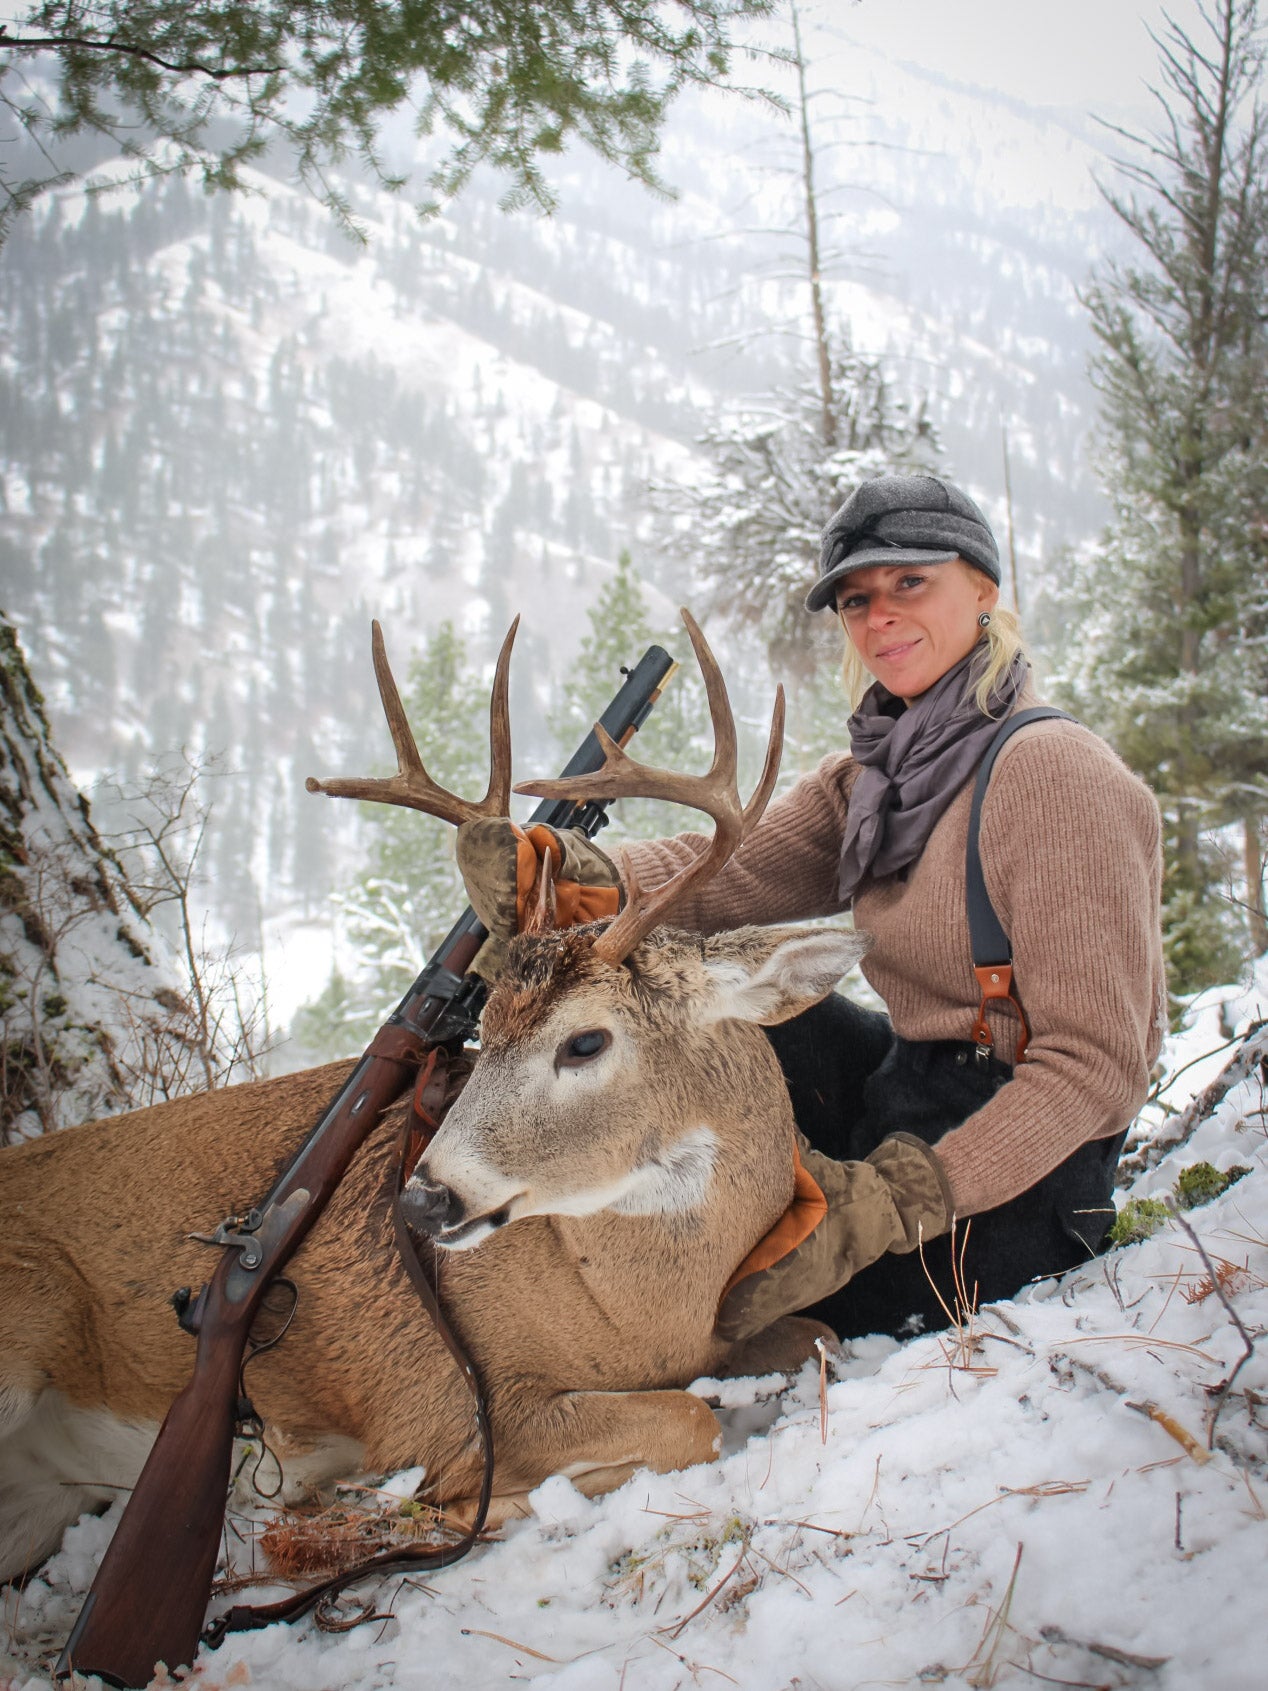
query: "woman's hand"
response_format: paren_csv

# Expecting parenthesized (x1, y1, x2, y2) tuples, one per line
(456, 818, 623, 968)
(715, 1134, 953, 1342)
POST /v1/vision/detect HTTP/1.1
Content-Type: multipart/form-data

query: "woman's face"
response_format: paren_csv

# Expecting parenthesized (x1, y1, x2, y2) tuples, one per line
(836, 558, 1000, 704)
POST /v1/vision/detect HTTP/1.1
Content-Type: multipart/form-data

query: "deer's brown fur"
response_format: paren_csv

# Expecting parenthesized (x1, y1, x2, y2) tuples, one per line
(0, 920, 865, 1584)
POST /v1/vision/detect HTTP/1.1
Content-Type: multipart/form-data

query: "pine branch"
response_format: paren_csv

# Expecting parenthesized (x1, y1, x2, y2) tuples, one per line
(0, 28, 282, 80)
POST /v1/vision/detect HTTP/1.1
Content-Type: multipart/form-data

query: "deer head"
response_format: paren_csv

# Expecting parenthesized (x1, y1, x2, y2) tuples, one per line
(406, 920, 867, 1247)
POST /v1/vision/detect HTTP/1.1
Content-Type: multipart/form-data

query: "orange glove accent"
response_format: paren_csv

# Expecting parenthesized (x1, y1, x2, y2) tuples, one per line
(721, 1141, 829, 1297)
(512, 824, 621, 931)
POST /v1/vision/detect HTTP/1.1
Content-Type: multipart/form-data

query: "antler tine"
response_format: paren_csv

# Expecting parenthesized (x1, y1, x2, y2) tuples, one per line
(742, 683, 786, 838)
(305, 617, 519, 826)
(480, 614, 517, 817)
(522, 842, 557, 937)
(512, 609, 783, 967)
(682, 608, 738, 787)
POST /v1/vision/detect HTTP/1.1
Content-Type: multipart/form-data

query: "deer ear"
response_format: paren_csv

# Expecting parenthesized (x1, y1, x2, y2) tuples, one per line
(699, 927, 870, 1027)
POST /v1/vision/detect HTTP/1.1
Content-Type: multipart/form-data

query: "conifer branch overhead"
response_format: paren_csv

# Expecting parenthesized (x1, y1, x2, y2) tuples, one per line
(0, 1, 777, 243)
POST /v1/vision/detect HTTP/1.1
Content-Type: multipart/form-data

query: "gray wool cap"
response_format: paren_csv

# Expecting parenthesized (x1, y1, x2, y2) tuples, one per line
(806, 473, 1000, 612)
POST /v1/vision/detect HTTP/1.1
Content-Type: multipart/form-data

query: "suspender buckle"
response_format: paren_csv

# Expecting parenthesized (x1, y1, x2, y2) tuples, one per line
(972, 963, 1032, 1066)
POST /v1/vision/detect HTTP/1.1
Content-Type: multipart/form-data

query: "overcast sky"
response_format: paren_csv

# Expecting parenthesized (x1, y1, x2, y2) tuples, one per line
(825, 0, 1176, 118)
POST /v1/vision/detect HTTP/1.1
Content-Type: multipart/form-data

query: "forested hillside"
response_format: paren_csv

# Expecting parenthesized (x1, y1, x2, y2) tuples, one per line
(0, 38, 1119, 1022)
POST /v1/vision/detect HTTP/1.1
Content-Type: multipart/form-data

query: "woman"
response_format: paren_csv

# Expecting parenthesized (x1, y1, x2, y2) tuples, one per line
(461, 474, 1166, 1341)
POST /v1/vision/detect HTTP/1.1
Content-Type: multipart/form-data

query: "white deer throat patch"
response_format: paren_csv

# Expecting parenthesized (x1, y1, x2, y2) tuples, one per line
(609, 1126, 719, 1216)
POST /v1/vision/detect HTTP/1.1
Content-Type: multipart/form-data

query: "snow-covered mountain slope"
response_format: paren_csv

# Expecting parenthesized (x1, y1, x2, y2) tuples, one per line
(7, 978, 1267, 1689)
(1, 16, 1131, 990)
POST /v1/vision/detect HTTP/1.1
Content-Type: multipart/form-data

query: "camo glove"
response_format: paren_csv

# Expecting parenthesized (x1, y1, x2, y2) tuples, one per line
(457, 818, 623, 978)
(716, 1133, 954, 1342)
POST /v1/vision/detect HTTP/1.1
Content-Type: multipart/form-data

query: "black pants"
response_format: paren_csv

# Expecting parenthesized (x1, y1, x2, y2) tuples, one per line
(765, 994, 1125, 1340)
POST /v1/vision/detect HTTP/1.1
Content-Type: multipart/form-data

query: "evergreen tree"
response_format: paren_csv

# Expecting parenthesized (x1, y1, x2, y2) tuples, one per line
(661, 343, 942, 683)
(292, 621, 488, 1057)
(654, 344, 941, 785)
(1053, 0, 1268, 996)
(549, 550, 708, 841)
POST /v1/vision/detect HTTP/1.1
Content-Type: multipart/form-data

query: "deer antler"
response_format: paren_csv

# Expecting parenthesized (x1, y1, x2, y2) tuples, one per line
(513, 610, 784, 966)
(306, 618, 517, 825)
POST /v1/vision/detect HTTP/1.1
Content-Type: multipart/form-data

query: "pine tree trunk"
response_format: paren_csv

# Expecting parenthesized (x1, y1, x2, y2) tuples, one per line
(0, 615, 183, 1138)
(1245, 812, 1268, 957)
(792, 2, 835, 450)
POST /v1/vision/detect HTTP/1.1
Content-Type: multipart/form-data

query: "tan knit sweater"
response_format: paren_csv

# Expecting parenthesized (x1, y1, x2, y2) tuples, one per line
(620, 717, 1166, 1218)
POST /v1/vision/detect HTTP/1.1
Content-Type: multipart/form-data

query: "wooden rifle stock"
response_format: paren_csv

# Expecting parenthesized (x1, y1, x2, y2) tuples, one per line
(58, 642, 675, 1687)
(58, 1308, 247, 1686)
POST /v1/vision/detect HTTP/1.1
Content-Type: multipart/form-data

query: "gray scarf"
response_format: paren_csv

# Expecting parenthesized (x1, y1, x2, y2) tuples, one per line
(837, 650, 1028, 905)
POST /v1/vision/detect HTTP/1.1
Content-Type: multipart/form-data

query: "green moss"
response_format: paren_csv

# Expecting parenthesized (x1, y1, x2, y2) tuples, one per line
(1175, 1161, 1251, 1209)
(1109, 1197, 1170, 1247)
(1111, 1161, 1254, 1248)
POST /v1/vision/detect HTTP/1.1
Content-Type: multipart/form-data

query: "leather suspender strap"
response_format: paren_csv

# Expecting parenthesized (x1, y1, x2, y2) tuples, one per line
(965, 707, 1073, 1065)
(205, 1046, 495, 1644)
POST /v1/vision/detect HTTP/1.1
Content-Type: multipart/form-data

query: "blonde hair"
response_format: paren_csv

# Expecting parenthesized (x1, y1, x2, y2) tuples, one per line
(840, 604, 1027, 716)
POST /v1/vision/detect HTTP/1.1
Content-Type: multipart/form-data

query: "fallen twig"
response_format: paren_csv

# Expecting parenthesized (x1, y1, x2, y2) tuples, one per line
(1124, 1400, 1211, 1465)
(1039, 1623, 1169, 1671)
(1164, 1201, 1259, 1447)
(659, 1535, 752, 1641)
(1118, 1022, 1268, 1181)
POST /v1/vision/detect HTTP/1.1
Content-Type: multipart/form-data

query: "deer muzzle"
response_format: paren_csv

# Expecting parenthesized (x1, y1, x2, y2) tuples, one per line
(400, 1178, 464, 1238)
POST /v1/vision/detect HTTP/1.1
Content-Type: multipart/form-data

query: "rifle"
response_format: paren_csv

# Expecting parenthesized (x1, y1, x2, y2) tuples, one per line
(58, 641, 676, 1688)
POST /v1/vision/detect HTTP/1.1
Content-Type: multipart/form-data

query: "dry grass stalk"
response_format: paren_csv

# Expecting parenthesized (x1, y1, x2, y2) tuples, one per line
(815, 1336, 829, 1444)
(1061, 1333, 1220, 1364)
(965, 1541, 1026, 1689)
(647, 1631, 741, 1685)
(1001, 1480, 1091, 1500)
(919, 1479, 1089, 1548)
(460, 1628, 565, 1662)
(918, 1218, 997, 1378)
(767, 1516, 856, 1541)
(1038, 1623, 1169, 1672)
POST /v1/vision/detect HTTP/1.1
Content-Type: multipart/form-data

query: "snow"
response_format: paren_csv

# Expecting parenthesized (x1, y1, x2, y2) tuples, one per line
(5, 982, 1267, 1689)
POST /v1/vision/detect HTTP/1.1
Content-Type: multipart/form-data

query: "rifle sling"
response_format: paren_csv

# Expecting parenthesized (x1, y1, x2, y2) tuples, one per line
(204, 1045, 495, 1645)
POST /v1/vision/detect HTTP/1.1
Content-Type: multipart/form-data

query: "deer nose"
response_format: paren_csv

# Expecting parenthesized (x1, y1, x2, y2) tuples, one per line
(400, 1177, 463, 1238)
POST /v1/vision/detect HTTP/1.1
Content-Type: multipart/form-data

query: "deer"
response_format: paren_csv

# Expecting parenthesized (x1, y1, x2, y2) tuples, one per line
(0, 612, 866, 1594)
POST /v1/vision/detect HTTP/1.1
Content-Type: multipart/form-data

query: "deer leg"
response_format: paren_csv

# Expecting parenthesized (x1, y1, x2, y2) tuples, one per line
(715, 1315, 837, 1379)
(447, 1387, 722, 1527)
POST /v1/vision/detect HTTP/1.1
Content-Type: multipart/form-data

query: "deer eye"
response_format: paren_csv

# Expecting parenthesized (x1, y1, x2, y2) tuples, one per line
(557, 1029, 612, 1069)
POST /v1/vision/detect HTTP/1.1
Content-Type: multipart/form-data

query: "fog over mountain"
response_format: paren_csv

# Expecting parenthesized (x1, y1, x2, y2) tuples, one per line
(0, 6, 1146, 1024)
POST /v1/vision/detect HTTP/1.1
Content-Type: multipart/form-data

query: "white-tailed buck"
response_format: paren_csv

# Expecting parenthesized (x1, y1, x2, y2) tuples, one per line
(0, 613, 864, 1592)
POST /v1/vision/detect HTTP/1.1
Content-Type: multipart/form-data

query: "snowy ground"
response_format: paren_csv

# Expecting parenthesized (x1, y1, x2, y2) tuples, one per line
(6, 973, 1267, 1691)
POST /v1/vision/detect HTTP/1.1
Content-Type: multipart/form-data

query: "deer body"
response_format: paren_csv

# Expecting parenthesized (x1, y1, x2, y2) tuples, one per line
(0, 919, 862, 1585)
(3, 609, 866, 1596)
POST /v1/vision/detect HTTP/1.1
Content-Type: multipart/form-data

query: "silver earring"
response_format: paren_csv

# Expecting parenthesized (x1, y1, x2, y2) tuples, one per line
(978, 612, 992, 628)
